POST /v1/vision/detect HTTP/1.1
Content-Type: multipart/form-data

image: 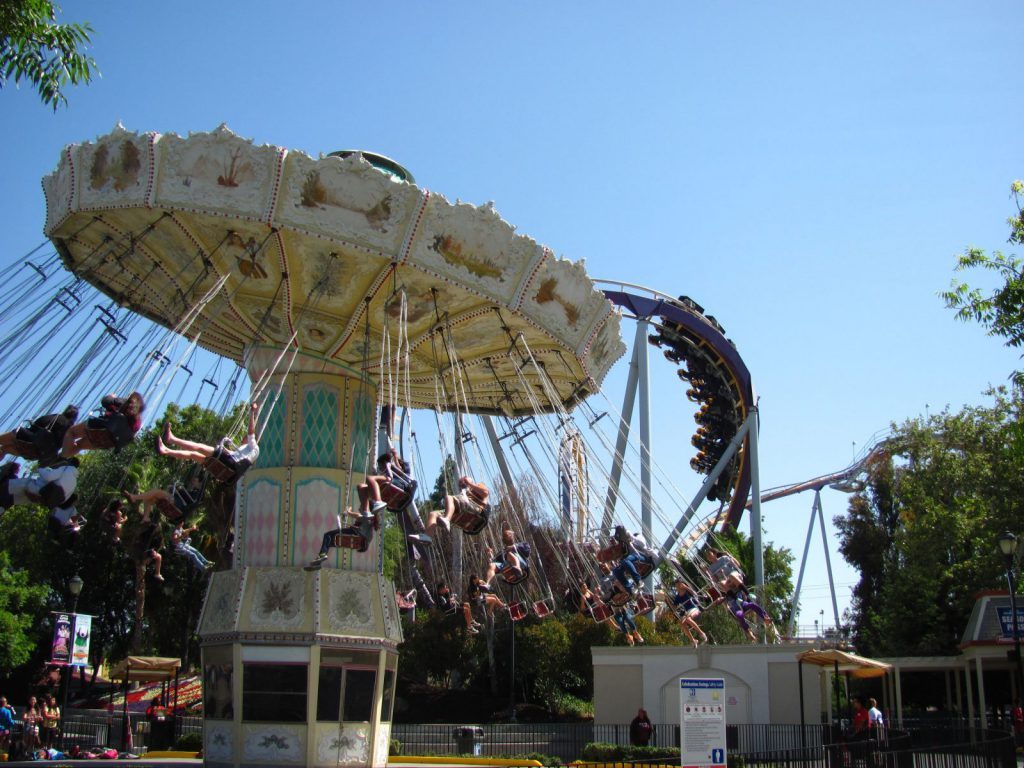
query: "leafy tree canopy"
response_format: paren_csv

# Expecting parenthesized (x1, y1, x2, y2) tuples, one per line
(942, 181, 1024, 386)
(0, 551, 49, 671)
(834, 387, 1024, 656)
(0, 0, 96, 110)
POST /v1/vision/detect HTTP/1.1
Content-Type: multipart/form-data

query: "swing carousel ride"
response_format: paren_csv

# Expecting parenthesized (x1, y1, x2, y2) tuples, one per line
(1, 124, 760, 768)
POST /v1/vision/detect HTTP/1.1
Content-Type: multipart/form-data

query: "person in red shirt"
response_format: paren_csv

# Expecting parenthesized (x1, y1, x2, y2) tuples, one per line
(851, 697, 869, 739)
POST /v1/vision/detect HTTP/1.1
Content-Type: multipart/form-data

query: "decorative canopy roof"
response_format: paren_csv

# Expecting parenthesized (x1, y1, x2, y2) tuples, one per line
(42, 125, 624, 415)
(796, 648, 892, 678)
(108, 655, 182, 683)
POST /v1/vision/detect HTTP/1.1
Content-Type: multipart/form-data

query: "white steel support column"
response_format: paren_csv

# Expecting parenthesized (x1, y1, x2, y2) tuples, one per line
(894, 665, 904, 727)
(602, 320, 645, 531)
(452, 411, 465, 591)
(482, 415, 522, 516)
(661, 416, 752, 554)
(975, 658, 987, 728)
(788, 490, 821, 637)
(636, 318, 653, 589)
(964, 662, 975, 725)
(816, 493, 842, 629)
(748, 405, 764, 588)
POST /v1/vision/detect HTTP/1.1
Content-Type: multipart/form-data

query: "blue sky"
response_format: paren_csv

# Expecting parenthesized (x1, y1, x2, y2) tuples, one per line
(2, 2, 1023, 630)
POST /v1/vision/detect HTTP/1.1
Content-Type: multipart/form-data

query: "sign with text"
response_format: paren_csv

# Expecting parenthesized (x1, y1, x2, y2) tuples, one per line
(680, 677, 726, 768)
(996, 607, 1024, 641)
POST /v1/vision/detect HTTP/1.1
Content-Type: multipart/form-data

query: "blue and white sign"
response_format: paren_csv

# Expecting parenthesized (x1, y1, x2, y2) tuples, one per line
(680, 678, 726, 768)
(996, 607, 1024, 641)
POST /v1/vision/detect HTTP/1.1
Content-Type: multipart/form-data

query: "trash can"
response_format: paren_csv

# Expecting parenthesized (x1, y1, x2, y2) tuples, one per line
(453, 726, 484, 756)
(148, 716, 175, 751)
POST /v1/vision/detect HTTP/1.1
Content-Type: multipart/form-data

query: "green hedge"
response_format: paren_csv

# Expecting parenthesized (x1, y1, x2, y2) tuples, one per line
(582, 742, 678, 761)
(174, 731, 203, 751)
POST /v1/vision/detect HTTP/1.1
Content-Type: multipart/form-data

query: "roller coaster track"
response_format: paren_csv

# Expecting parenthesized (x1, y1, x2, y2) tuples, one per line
(598, 282, 758, 561)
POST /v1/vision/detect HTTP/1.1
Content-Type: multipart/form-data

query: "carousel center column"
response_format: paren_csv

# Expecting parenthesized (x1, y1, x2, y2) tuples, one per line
(198, 346, 401, 768)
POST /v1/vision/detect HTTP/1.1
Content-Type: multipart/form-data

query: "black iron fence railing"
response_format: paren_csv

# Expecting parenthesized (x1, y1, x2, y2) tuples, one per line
(8, 714, 1013, 767)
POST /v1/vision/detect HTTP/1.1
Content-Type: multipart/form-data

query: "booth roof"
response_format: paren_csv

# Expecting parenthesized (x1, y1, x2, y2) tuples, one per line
(796, 648, 892, 678)
(108, 656, 182, 682)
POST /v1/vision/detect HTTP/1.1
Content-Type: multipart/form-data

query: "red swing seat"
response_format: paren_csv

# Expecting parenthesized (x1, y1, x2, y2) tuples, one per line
(533, 599, 553, 618)
(379, 482, 411, 511)
(450, 507, 488, 535)
(608, 589, 631, 607)
(508, 602, 528, 621)
(203, 456, 238, 484)
(597, 542, 626, 563)
(590, 603, 613, 623)
(635, 557, 657, 579)
(634, 592, 656, 615)
(501, 568, 528, 586)
(331, 532, 367, 551)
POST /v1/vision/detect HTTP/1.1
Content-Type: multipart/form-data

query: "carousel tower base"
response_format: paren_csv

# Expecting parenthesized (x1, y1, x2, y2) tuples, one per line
(198, 349, 401, 767)
(199, 567, 401, 768)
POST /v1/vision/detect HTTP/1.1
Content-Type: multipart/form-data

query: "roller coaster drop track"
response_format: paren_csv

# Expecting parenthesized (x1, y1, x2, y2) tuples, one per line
(598, 282, 765, 586)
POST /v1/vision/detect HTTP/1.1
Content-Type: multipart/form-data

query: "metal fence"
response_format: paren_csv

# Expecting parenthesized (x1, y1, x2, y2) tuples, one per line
(15, 714, 1013, 768)
(390, 723, 837, 762)
(392, 724, 1016, 767)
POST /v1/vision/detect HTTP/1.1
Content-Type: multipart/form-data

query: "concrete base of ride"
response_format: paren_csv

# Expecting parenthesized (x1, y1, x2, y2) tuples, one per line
(592, 642, 829, 726)
(198, 567, 402, 768)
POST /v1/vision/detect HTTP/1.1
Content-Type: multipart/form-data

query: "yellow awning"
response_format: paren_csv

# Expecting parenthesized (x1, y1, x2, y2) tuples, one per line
(108, 656, 182, 683)
(796, 648, 891, 679)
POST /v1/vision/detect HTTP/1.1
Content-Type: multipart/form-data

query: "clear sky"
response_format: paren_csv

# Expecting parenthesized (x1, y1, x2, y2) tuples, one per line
(2, 2, 1023, 631)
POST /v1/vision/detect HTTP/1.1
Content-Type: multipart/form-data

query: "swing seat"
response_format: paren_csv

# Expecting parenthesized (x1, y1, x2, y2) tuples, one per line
(591, 603, 613, 623)
(332, 532, 367, 551)
(380, 479, 417, 512)
(635, 556, 657, 579)
(86, 426, 117, 450)
(451, 507, 488, 535)
(597, 542, 626, 563)
(501, 568, 529, 586)
(532, 599, 553, 619)
(634, 592, 656, 616)
(12, 436, 41, 461)
(508, 602, 527, 621)
(609, 590, 631, 607)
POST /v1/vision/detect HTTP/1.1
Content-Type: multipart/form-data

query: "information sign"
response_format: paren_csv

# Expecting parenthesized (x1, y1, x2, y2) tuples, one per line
(680, 677, 726, 768)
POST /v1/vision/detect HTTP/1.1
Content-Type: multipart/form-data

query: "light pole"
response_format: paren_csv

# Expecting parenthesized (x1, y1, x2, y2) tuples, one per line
(997, 532, 1023, 706)
(60, 574, 84, 748)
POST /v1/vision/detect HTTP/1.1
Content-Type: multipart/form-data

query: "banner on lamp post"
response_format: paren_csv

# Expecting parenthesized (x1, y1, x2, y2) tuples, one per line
(50, 612, 72, 665)
(71, 613, 92, 667)
(50, 612, 93, 666)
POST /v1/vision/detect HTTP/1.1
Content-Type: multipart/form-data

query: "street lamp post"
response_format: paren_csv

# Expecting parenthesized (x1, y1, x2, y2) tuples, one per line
(997, 532, 1023, 706)
(60, 574, 84, 749)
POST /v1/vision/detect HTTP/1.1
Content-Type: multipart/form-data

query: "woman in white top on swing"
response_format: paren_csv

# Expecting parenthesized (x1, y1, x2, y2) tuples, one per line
(158, 402, 260, 477)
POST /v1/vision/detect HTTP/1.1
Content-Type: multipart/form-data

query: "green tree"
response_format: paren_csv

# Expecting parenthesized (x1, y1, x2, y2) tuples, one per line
(0, 551, 49, 670)
(0, 402, 239, 697)
(0, 0, 96, 110)
(834, 388, 1024, 656)
(942, 180, 1024, 386)
(427, 454, 457, 511)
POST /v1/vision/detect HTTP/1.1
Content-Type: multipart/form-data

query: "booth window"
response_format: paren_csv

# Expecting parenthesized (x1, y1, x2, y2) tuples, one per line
(380, 669, 396, 723)
(242, 664, 307, 722)
(317, 650, 378, 723)
(343, 669, 375, 722)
